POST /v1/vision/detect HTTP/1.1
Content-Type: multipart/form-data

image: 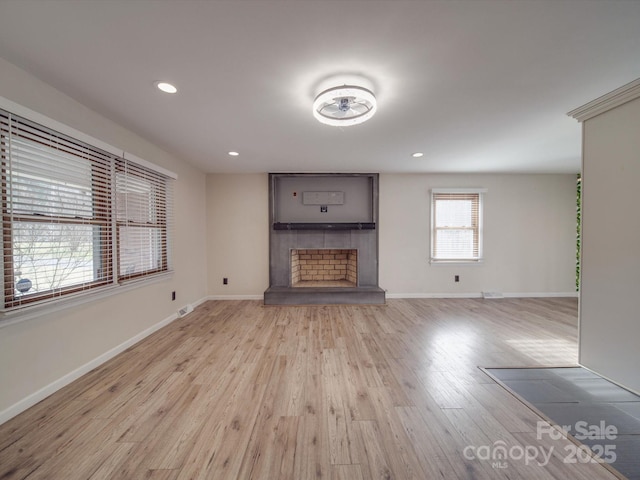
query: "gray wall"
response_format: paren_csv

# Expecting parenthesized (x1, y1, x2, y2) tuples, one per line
(269, 174, 379, 288)
(273, 174, 374, 223)
(269, 230, 378, 287)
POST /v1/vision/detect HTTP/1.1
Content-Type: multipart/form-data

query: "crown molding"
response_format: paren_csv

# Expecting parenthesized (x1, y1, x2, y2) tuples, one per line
(567, 78, 640, 123)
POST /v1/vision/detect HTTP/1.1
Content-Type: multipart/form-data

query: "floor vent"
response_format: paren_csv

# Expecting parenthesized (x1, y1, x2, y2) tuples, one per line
(482, 291, 504, 299)
(178, 304, 194, 317)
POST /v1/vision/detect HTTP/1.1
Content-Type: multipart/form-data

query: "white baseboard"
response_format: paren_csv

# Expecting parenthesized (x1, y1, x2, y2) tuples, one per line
(206, 294, 264, 301)
(386, 292, 483, 299)
(0, 295, 209, 425)
(386, 292, 579, 299)
(203, 292, 579, 301)
(503, 292, 579, 298)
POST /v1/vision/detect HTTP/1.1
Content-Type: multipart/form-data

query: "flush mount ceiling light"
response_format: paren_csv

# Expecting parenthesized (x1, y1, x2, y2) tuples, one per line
(313, 85, 377, 127)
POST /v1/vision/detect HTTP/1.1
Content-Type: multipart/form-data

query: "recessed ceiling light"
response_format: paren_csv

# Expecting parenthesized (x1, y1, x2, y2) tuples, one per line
(228, 151, 239, 156)
(412, 152, 424, 158)
(156, 82, 177, 94)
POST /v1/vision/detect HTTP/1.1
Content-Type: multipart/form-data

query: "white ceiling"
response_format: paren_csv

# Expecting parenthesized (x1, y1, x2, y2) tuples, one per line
(1, 0, 639, 174)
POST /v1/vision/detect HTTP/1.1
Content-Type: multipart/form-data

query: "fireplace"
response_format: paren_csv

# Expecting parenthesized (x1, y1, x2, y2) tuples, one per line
(291, 249, 357, 287)
(264, 173, 385, 305)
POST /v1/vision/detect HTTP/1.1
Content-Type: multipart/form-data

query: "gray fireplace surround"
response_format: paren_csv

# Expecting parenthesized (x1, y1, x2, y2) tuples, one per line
(264, 173, 385, 305)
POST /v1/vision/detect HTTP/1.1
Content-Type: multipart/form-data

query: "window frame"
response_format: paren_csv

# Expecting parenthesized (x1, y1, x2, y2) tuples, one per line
(0, 103, 175, 316)
(430, 188, 486, 264)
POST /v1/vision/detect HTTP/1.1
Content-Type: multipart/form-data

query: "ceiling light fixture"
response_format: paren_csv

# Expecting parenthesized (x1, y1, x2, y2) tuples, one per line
(313, 85, 377, 127)
(228, 151, 239, 156)
(156, 82, 177, 94)
(412, 152, 424, 158)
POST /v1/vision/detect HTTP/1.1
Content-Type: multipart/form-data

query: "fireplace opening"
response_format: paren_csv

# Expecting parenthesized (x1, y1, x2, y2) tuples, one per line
(291, 249, 357, 288)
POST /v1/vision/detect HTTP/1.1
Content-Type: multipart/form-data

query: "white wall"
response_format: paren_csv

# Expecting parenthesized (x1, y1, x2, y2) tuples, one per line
(206, 174, 270, 297)
(579, 95, 640, 394)
(380, 174, 577, 296)
(0, 58, 208, 421)
(203, 173, 577, 299)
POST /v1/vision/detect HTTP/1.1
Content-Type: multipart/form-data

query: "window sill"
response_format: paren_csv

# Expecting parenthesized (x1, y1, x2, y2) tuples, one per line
(430, 259, 484, 266)
(0, 271, 173, 328)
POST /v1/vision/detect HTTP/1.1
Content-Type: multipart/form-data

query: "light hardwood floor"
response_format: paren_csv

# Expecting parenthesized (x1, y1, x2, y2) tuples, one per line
(0, 298, 621, 479)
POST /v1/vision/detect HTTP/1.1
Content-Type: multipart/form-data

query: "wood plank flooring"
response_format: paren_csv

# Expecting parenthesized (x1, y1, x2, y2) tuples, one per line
(0, 298, 621, 479)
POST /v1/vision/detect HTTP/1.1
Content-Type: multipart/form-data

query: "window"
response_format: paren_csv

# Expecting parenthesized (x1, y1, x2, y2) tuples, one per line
(430, 188, 485, 263)
(116, 161, 172, 281)
(1, 109, 173, 311)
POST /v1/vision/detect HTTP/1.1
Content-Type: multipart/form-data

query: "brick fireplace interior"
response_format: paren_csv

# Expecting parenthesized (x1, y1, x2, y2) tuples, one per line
(291, 249, 357, 288)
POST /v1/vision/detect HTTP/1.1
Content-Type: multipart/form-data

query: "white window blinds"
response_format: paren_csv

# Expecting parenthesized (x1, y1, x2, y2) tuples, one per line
(116, 160, 173, 281)
(1, 108, 174, 311)
(431, 189, 485, 262)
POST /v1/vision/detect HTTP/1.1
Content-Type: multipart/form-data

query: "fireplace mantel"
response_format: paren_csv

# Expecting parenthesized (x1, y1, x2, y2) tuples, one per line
(273, 222, 375, 231)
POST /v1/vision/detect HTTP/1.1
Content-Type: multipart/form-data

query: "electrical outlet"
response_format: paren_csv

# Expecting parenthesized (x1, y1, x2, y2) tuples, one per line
(454, 275, 460, 282)
(223, 277, 228, 285)
(171, 291, 176, 301)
